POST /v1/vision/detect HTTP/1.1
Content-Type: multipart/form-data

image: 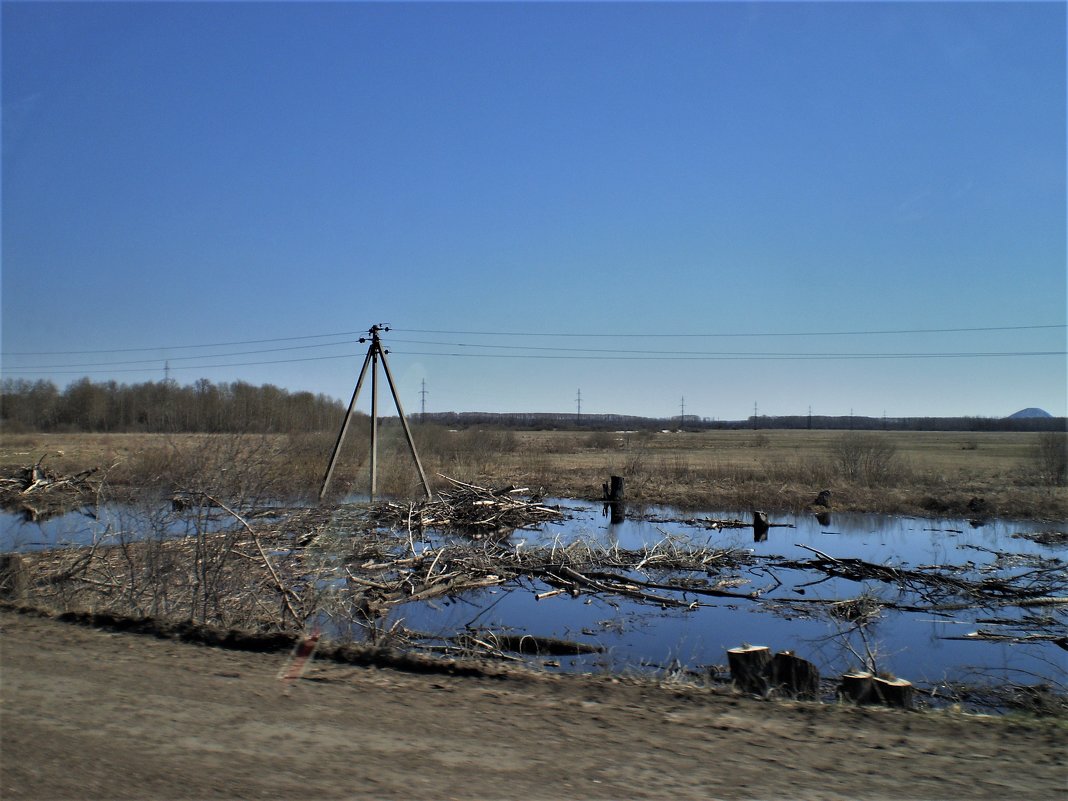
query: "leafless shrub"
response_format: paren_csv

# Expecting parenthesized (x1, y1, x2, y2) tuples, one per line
(1032, 431, 1067, 486)
(829, 432, 903, 487)
(584, 431, 618, 450)
(760, 454, 835, 487)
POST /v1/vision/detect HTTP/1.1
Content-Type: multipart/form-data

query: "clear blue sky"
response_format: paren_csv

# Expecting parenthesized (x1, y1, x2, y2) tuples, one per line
(3, 1, 1065, 421)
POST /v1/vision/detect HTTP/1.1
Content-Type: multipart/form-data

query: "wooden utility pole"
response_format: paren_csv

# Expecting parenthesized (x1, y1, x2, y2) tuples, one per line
(319, 325, 432, 503)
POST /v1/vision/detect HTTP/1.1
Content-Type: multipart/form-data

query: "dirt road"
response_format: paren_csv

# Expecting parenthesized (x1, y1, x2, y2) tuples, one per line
(1, 609, 1064, 800)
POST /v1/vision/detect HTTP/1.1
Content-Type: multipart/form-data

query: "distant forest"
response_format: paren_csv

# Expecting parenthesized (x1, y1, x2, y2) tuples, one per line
(0, 378, 344, 433)
(1, 378, 1063, 434)
(420, 411, 1066, 433)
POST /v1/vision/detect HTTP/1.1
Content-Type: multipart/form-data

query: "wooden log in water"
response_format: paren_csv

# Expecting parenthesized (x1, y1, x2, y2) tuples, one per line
(480, 632, 604, 656)
(727, 645, 771, 695)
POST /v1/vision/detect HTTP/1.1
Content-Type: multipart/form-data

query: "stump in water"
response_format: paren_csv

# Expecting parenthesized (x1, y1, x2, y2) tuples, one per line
(602, 476, 625, 502)
(752, 510, 769, 543)
(0, 554, 27, 600)
(769, 651, 820, 700)
(727, 645, 771, 695)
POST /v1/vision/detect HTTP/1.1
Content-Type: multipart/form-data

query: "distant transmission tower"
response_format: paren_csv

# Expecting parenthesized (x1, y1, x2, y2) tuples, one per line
(575, 388, 582, 423)
(420, 379, 428, 420)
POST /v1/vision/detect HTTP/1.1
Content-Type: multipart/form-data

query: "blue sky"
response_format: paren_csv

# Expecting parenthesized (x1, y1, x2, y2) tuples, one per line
(3, 1, 1065, 421)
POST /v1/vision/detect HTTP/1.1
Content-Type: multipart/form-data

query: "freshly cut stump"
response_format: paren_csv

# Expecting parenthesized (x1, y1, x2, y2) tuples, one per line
(727, 645, 771, 695)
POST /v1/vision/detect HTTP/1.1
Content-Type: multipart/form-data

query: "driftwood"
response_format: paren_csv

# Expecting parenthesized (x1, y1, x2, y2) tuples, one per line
(781, 544, 1068, 608)
(463, 631, 604, 657)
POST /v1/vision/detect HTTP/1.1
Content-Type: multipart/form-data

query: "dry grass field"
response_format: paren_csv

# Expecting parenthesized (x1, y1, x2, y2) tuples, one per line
(1, 427, 1065, 519)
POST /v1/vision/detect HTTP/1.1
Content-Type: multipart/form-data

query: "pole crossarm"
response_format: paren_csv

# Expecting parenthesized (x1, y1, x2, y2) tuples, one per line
(318, 325, 433, 503)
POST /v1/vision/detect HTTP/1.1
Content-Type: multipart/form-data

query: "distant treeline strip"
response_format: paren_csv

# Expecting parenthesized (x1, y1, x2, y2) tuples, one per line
(419, 411, 1067, 433)
(1, 377, 1062, 435)
(0, 378, 345, 434)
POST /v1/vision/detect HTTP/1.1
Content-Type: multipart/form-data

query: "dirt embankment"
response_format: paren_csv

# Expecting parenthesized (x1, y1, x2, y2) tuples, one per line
(2, 608, 1065, 801)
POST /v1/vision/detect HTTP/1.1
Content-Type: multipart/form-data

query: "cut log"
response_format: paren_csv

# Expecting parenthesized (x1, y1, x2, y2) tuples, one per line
(727, 645, 771, 695)
(769, 651, 820, 699)
(872, 676, 914, 709)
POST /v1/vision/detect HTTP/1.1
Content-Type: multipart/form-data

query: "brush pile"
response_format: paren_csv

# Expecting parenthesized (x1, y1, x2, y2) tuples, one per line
(369, 476, 565, 536)
(0, 460, 101, 521)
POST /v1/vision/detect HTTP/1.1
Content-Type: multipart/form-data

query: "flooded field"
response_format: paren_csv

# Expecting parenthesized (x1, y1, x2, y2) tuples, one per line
(4, 491, 1064, 709)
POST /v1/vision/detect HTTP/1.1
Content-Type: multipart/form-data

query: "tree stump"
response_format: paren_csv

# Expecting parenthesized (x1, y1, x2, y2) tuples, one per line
(0, 554, 27, 600)
(838, 671, 875, 704)
(769, 651, 820, 699)
(727, 645, 771, 695)
(839, 672, 914, 708)
(603, 476, 625, 502)
(872, 676, 914, 709)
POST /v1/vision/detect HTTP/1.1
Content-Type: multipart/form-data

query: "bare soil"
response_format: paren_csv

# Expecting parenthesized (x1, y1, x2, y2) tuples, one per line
(2, 608, 1064, 801)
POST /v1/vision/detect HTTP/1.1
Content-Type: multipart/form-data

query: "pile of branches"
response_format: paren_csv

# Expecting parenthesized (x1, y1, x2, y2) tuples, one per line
(0, 459, 101, 521)
(368, 477, 565, 537)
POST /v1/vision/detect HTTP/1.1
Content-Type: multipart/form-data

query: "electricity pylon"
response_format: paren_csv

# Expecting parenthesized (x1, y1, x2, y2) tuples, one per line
(319, 325, 432, 502)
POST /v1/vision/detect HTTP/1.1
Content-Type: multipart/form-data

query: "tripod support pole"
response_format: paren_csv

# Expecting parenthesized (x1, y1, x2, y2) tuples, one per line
(318, 325, 433, 503)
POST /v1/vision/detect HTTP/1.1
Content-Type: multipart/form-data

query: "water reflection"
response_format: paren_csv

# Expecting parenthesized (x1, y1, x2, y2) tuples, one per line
(601, 501, 625, 524)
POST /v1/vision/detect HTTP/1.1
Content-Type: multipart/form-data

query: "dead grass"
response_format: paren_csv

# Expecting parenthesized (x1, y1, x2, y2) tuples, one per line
(1, 429, 1064, 519)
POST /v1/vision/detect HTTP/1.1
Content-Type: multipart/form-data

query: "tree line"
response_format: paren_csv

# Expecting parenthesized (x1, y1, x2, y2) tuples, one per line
(419, 411, 1065, 433)
(0, 378, 345, 433)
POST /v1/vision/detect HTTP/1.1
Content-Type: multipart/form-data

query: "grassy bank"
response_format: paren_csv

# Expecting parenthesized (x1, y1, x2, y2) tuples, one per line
(1, 428, 1065, 520)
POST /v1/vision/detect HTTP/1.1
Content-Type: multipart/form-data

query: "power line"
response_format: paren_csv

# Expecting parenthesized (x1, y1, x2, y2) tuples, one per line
(3, 339, 363, 369)
(2, 348, 1064, 378)
(394, 323, 1066, 338)
(3, 323, 1063, 357)
(1, 352, 360, 376)
(386, 337, 1066, 358)
(1, 330, 370, 357)
(388, 349, 1065, 361)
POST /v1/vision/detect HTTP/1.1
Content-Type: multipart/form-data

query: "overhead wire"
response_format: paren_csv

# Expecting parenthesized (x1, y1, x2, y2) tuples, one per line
(2, 323, 1063, 357)
(2, 324, 1063, 376)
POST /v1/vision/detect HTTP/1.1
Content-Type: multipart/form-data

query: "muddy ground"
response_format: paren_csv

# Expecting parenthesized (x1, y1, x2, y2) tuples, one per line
(1, 608, 1064, 801)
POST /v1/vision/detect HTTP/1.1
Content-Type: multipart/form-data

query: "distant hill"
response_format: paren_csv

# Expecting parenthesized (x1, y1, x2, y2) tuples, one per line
(1007, 408, 1052, 419)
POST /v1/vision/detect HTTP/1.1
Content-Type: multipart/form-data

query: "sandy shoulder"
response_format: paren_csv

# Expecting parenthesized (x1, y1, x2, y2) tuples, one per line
(1, 609, 1064, 801)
